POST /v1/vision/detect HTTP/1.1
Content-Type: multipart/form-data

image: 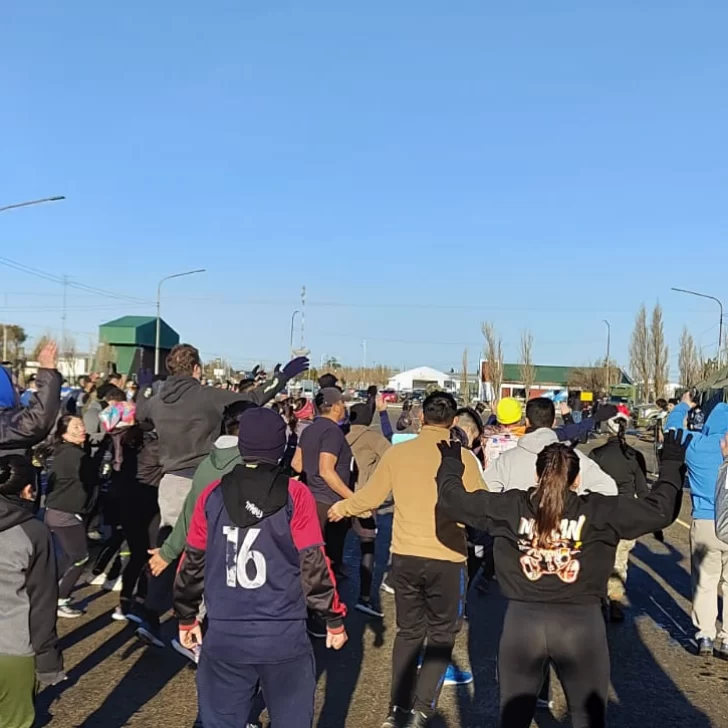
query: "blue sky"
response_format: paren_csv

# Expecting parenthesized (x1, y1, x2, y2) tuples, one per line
(2, 1, 727, 375)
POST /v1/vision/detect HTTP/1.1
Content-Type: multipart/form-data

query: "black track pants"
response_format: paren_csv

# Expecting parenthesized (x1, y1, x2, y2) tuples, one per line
(498, 601, 609, 728)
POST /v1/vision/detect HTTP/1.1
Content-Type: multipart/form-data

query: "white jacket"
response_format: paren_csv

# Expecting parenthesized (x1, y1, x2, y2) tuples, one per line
(483, 428, 618, 496)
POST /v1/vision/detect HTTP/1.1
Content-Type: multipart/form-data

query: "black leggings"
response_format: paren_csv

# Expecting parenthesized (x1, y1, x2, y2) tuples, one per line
(498, 601, 609, 728)
(359, 540, 375, 599)
(120, 486, 160, 603)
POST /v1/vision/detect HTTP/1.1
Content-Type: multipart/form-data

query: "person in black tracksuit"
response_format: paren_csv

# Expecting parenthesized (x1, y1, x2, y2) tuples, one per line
(45, 415, 102, 618)
(589, 413, 649, 622)
(435, 430, 690, 728)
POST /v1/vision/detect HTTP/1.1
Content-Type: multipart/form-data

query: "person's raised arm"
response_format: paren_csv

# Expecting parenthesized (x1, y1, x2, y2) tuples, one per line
(606, 430, 691, 540)
(0, 342, 62, 449)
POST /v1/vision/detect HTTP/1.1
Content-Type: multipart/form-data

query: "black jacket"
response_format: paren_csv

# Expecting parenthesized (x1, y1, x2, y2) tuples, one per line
(589, 438, 649, 499)
(436, 453, 682, 605)
(45, 442, 98, 515)
(0, 494, 63, 681)
(136, 374, 287, 475)
(0, 368, 62, 456)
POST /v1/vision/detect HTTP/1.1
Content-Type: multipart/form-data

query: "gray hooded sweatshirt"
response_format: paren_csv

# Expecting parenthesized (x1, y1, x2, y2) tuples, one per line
(483, 428, 618, 496)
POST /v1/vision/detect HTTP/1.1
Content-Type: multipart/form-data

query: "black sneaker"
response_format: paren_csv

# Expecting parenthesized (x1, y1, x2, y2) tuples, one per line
(355, 599, 384, 619)
(406, 711, 429, 728)
(696, 637, 714, 657)
(136, 623, 165, 648)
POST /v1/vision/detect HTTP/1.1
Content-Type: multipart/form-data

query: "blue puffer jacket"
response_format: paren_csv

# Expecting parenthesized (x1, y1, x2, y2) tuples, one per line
(666, 402, 728, 520)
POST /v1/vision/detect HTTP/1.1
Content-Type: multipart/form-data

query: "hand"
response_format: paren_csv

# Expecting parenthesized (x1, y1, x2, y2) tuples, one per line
(437, 440, 462, 462)
(722, 434, 728, 461)
(681, 391, 697, 409)
(328, 501, 347, 523)
(559, 402, 572, 417)
(661, 429, 693, 464)
(137, 368, 154, 389)
(37, 341, 58, 370)
(376, 394, 387, 412)
(147, 548, 170, 577)
(594, 404, 618, 423)
(179, 623, 202, 649)
(326, 628, 348, 650)
(281, 356, 310, 380)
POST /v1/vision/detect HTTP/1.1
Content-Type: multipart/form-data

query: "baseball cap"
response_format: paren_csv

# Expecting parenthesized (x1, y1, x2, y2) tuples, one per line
(496, 397, 523, 426)
(317, 387, 345, 406)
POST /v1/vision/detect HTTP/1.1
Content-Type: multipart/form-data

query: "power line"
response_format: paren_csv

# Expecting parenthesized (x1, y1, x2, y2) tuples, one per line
(0, 256, 152, 305)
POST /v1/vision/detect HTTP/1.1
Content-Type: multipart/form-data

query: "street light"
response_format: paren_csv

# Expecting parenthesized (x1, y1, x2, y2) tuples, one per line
(290, 310, 300, 356)
(671, 288, 724, 367)
(603, 320, 611, 393)
(1, 195, 65, 361)
(155, 269, 206, 374)
(0, 196, 65, 214)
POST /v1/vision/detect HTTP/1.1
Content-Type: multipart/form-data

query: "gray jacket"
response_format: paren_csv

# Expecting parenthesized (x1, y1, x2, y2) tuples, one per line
(0, 495, 63, 681)
(483, 428, 618, 496)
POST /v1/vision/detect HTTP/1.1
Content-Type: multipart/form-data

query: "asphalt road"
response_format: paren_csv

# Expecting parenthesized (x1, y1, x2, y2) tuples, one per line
(37, 430, 728, 728)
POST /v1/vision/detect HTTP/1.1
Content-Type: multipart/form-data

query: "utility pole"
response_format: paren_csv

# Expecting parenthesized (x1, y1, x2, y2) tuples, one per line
(603, 319, 611, 394)
(362, 340, 367, 370)
(300, 285, 306, 350)
(2, 293, 7, 362)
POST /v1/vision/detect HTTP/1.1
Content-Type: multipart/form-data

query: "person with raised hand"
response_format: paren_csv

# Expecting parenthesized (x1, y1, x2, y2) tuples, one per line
(435, 429, 691, 728)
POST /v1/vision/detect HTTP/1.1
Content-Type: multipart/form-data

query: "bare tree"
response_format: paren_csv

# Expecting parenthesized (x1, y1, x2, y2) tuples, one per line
(629, 304, 652, 402)
(460, 348, 469, 403)
(519, 330, 535, 401)
(678, 327, 699, 389)
(481, 322, 504, 404)
(651, 303, 669, 400)
(568, 360, 619, 394)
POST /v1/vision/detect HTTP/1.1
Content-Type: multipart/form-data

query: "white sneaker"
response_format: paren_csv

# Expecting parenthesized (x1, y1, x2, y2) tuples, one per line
(104, 577, 123, 592)
(536, 699, 554, 710)
(57, 603, 84, 619)
(380, 578, 395, 595)
(171, 638, 200, 664)
(90, 573, 107, 586)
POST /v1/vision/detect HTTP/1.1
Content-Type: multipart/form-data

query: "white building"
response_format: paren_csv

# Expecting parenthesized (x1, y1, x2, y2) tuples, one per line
(387, 366, 458, 393)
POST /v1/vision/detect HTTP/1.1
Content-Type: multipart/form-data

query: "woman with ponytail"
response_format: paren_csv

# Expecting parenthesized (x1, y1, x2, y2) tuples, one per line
(589, 413, 649, 622)
(435, 430, 691, 728)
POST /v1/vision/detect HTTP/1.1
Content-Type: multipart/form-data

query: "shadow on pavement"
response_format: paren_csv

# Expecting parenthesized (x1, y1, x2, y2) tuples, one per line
(314, 528, 387, 728)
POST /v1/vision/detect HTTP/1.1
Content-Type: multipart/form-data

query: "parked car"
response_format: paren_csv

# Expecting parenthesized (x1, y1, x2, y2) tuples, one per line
(380, 389, 399, 404)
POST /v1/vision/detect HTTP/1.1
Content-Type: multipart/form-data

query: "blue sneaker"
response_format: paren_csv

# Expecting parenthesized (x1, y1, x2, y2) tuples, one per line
(443, 664, 473, 686)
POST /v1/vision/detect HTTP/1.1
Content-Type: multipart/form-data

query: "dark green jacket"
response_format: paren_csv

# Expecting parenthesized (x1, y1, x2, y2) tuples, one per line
(159, 436, 241, 563)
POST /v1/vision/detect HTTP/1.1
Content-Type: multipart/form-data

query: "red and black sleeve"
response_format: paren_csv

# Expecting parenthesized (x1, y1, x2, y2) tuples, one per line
(173, 480, 217, 628)
(289, 479, 347, 631)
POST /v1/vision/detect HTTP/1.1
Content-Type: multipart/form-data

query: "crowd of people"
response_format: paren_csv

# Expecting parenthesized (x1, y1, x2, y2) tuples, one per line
(0, 339, 727, 728)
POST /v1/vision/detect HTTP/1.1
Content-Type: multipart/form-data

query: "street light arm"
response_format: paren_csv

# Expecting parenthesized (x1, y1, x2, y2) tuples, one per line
(0, 196, 65, 214)
(157, 268, 207, 297)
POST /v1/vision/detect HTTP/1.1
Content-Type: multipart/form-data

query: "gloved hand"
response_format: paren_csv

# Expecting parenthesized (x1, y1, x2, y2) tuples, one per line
(437, 440, 463, 462)
(661, 429, 692, 464)
(137, 368, 153, 390)
(281, 356, 310, 380)
(594, 404, 618, 423)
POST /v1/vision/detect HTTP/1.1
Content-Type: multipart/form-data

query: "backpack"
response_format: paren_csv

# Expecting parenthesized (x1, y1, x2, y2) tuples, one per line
(715, 461, 728, 545)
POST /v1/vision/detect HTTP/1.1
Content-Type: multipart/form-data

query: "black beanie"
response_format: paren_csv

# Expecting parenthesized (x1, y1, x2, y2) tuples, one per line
(238, 408, 287, 463)
(349, 403, 373, 427)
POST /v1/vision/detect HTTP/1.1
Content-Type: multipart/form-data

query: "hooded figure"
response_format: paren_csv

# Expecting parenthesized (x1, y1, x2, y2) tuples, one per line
(173, 407, 347, 728)
(0, 366, 62, 457)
